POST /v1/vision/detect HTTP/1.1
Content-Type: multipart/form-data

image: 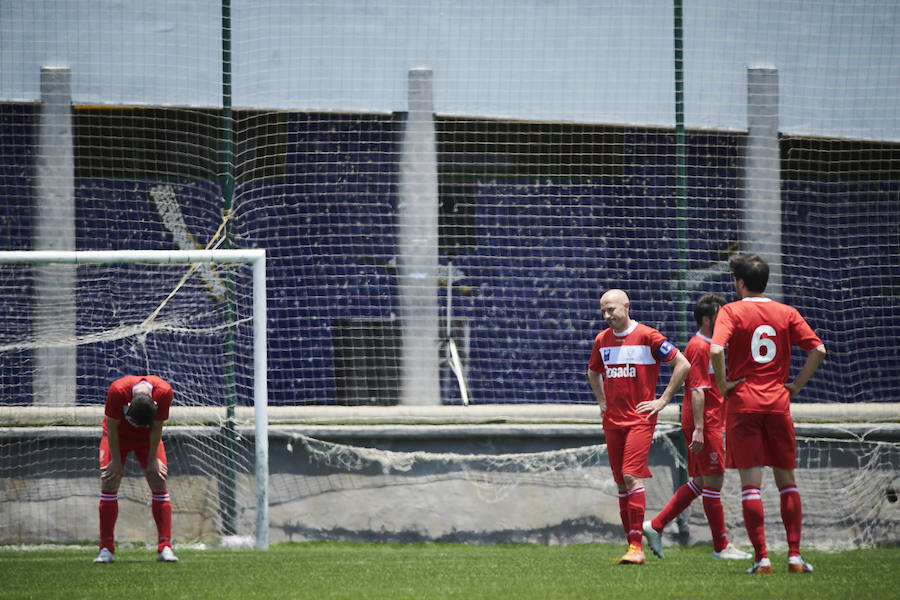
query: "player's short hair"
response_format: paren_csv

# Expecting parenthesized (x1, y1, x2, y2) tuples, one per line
(693, 294, 727, 326)
(126, 391, 157, 427)
(729, 253, 769, 293)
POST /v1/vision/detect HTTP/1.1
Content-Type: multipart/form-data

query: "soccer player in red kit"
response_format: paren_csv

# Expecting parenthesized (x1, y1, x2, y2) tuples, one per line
(711, 254, 826, 574)
(93, 375, 179, 563)
(587, 289, 690, 565)
(642, 294, 750, 561)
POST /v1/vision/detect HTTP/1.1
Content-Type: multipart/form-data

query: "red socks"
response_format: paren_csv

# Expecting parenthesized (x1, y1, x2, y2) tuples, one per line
(617, 491, 629, 536)
(779, 484, 802, 557)
(626, 486, 646, 547)
(701, 487, 729, 552)
(651, 479, 701, 532)
(98, 492, 118, 552)
(100, 490, 173, 553)
(741, 486, 767, 561)
(152, 491, 173, 552)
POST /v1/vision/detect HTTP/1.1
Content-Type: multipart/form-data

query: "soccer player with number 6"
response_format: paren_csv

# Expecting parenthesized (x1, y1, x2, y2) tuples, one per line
(710, 254, 826, 574)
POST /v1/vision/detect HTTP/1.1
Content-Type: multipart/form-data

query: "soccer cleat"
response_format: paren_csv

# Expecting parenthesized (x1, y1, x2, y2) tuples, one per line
(788, 555, 813, 573)
(157, 546, 179, 563)
(93, 548, 114, 563)
(617, 544, 646, 565)
(642, 520, 664, 559)
(712, 542, 753, 560)
(746, 557, 772, 574)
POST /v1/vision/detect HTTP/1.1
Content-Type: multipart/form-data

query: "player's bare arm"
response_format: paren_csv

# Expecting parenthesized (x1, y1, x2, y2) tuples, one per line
(710, 344, 727, 396)
(146, 420, 168, 484)
(689, 387, 705, 453)
(784, 344, 827, 397)
(101, 417, 124, 487)
(637, 350, 690, 417)
(586, 369, 606, 417)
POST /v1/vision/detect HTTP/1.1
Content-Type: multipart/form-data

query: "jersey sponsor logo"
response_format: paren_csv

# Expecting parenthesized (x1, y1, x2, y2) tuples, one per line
(600, 344, 656, 365)
(606, 365, 637, 379)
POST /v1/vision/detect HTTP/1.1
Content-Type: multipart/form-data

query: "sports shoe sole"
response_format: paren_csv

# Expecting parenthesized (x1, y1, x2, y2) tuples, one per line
(748, 565, 773, 574)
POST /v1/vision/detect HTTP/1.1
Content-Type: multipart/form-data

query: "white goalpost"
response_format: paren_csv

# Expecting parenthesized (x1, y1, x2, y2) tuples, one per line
(0, 249, 269, 550)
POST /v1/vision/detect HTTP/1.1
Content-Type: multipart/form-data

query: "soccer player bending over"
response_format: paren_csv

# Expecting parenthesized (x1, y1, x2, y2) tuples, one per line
(642, 294, 750, 561)
(587, 289, 690, 565)
(94, 375, 179, 564)
(711, 254, 826, 574)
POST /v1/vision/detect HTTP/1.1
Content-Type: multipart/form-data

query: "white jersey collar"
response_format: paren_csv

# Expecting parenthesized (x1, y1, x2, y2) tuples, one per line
(614, 320, 639, 337)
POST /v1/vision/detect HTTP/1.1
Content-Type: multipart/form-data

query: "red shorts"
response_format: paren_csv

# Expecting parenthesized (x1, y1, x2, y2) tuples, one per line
(685, 425, 726, 476)
(725, 412, 796, 470)
(99, 432, 167, 470)
(604, 422, 655, 484)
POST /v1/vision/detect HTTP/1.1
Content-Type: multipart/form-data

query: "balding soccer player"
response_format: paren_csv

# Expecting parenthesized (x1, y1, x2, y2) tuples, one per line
(587, 289, 690, 565)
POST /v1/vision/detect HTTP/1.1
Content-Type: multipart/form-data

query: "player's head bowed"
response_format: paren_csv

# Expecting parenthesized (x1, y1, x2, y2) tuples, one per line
(125, 390, 157, 428)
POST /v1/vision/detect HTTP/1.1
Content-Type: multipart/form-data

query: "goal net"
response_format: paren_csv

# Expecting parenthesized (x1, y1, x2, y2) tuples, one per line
(0, 250, 269, 549)
(261, 422, 899, 550)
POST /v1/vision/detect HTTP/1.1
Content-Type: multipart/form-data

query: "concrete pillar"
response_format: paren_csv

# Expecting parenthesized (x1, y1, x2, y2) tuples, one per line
(396, 68, 440, 405)
(33, 67, 77, 405)
(742, 67, 782, 299)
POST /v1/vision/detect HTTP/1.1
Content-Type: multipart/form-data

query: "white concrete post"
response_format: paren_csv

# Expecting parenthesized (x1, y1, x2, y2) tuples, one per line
(397, 68, 440, 405)
(33, 67, 77, 405)
(743, 67, 782, 299)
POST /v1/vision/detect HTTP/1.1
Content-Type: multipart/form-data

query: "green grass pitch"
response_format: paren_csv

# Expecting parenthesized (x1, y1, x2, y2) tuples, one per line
(2, 541, 897, 600)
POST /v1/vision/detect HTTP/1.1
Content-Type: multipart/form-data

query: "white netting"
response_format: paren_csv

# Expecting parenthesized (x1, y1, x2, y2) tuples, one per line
(0, 259, 262, 546)
(1, 2, 897, 406)
(260, 425, 900, 549)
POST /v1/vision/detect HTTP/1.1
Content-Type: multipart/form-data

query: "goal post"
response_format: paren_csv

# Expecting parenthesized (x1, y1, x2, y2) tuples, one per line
(0, 248, 269, 550)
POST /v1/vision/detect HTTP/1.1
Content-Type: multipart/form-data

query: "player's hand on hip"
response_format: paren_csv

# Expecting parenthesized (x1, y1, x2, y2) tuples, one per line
(636, 398, 666, 417)
(783, 381, 801, 397)
(724, 378, 745, 396)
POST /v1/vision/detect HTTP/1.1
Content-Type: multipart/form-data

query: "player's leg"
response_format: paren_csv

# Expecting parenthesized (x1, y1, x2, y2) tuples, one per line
(700, 472, 728, 552)
(138, 440, 178, 562)
(699, 427, 748, 558)
(737, 466, 770, 572)
(617, 423, 654, 564)
(767, 413, 809, 572)
(646, 425, 702, 552)
(702, 471, 750, 559)
(642, 476, 698, 560)
(95, 431, 123, 563)
(604, 426, 629, 537)
(727, 413, 770, 572)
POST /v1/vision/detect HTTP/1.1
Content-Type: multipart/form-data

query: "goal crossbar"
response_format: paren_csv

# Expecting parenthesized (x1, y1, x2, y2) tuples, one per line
(0, 248, 269, 549)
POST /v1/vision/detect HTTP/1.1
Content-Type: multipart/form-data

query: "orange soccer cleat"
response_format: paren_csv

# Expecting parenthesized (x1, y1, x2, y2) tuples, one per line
(788, 556, 813, 573)
(746, 557, 773, 574)
(617, 544, 646, 565)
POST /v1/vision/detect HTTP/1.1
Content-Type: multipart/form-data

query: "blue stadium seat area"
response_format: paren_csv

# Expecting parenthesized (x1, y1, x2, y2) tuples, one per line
(1, 105, 897, 405)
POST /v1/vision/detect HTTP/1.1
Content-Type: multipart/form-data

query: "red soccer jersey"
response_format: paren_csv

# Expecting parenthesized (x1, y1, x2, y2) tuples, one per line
(682, 331, 725, 432)
(589, 321, 678, 427)
(711, 297, 822, 414)
(103, 375, 173, 440)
